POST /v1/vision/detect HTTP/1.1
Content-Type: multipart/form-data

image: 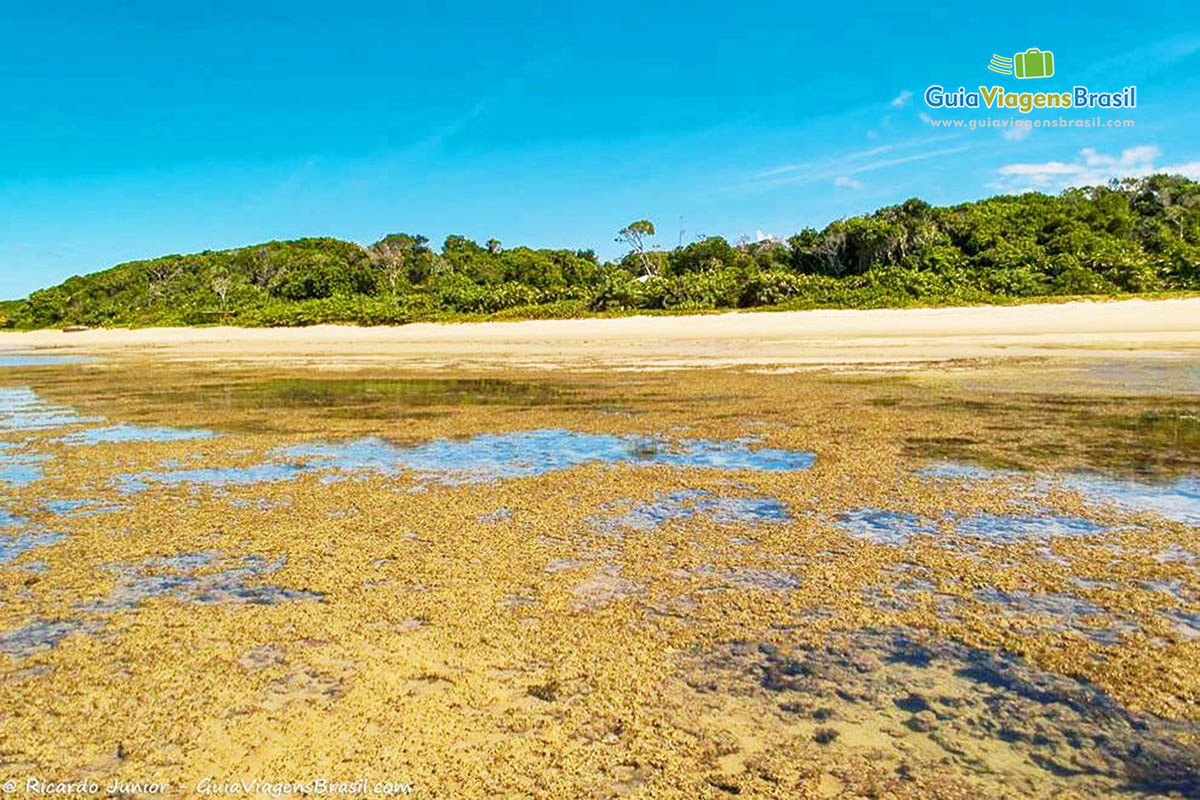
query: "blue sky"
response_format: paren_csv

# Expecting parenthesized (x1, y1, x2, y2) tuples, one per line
(1, 1, 1198, 298)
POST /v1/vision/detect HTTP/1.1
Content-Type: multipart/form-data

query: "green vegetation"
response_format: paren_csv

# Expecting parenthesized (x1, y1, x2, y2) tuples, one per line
(4, 175, 1199, 329)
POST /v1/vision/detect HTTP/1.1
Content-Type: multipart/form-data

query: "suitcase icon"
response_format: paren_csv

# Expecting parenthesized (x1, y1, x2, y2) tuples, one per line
(1013, 48, 1054, 79)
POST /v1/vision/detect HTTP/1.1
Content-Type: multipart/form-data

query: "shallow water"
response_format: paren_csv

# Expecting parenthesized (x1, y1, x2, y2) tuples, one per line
(144, 376, 604, 422)
(0, 387, 218, 488)
(91, 553, 323, 610)
(0, 619, 94, 657)
(835, 507, 1105, 546)
(281, 430, 816, 482)
(0, 387, 98, 431)
(834, 509, 940, 545)
(120, 429, 816, 490)
(1, 552, 320, 658)
(690, 627, 1200, 796)
(953, 512, 1104, 542)
(0, 529, 64, 563)
(0, 443, 51, 486)
(972, 588, 1136, 644)
(1060, 472, 1200, 526)
(916, 459, 1200, 528)
(593, 489, 791, 532)
(42, 498, 128, 516)
(915, 462, 1014, 481)
(0, 355, 95, 367)
(56, 422, 214, 445)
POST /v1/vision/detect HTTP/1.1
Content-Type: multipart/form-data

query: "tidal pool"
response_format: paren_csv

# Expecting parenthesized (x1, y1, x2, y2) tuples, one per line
(953, 512, 1104, 542)
(42, 498, 128, 516)
(0, 355, 95, 367)
(592, 489, 791, 532)
(1060, 472, 1200, 526)
(90, 552, 323, 610)
(833, 509, 940, 545)
(689, 627, 1200, 796)
(119, 429, 816, 490)
(55, 423, 214, 445)
(0, 551, 321, 658)
(834, 507, 1104, 546)
(0, 619, 96, 658)
(916, 459, 1200, 527)
(972, 588, 1137, 644)
(0, 529, 64, 563)
(0, 387, 98, 431)
(0, 443, 51, 486)
(0, 387, 218, 488)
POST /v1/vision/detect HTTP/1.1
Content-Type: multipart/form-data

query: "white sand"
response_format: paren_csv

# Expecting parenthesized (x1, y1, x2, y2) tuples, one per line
(1, 297, 1197, 369)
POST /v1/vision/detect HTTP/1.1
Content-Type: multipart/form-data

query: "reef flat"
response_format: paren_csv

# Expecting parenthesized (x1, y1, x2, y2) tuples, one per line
(0, 356, 1197, 798)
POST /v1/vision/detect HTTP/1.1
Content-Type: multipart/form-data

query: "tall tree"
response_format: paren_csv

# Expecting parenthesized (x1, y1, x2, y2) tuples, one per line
(617, 220, 657, 276)
(368, 233, 430, 295)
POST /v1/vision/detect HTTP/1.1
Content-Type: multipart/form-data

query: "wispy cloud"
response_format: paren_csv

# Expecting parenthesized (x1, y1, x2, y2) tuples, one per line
(1002, 125, 1031, 143)
(843, 145, 971, 177)
(409, 50, 571, 153)
(890, 90, 912, 110)
(752, 162, 810, 179)
(989, 145, 1200, 193)
(844, 143, 904, 162)
(834, 176, 863, 190)
(416, 99, 490, 150)
(747, 134, 966, 193)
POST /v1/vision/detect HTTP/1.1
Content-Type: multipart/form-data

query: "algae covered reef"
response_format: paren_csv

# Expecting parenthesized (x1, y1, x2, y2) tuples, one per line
(0, 356, 1198, 797)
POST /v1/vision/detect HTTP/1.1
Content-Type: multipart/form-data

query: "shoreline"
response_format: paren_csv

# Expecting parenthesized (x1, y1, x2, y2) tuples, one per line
(1, 297, 1198, 368)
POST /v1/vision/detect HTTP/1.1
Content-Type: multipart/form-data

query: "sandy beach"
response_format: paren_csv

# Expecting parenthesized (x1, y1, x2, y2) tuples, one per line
(2, 300, 1199, 796)
(1, 297, 1198, 369)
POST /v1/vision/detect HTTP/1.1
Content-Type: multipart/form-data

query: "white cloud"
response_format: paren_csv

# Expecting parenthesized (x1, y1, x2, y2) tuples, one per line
(998, 161, 1082, 177)
(1080, 144, 1160, 168)
(1002, 125, 1031, 142)
(989, 145, 1200, 193)
(919, 112, 933, 125)
(834, 176, 863, 190)
(1162, 160, 1200, 176)
(890, 90, 912, 109)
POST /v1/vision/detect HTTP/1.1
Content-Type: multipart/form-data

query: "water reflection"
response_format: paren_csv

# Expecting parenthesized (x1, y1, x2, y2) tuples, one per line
(155, 377, 598, 419)
(0, 551, 320, 657)
(0, 443, 50, 486)
(915, 460, 1200, 528)
(121, 430, 816, 490)
(0, 529, 64, 563)
(836, 507, 1105, 546)
(0, 355, 96, 367)
(0, 387, 98, 431)
(834, 509, 939, 545)
(1060, 472, 1200, 526)
(56, 423, 213, 446)
(592, 490, 791, 532)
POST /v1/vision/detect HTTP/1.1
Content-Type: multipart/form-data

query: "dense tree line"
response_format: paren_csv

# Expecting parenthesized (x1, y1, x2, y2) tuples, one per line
(3, 175, 1198, 329)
